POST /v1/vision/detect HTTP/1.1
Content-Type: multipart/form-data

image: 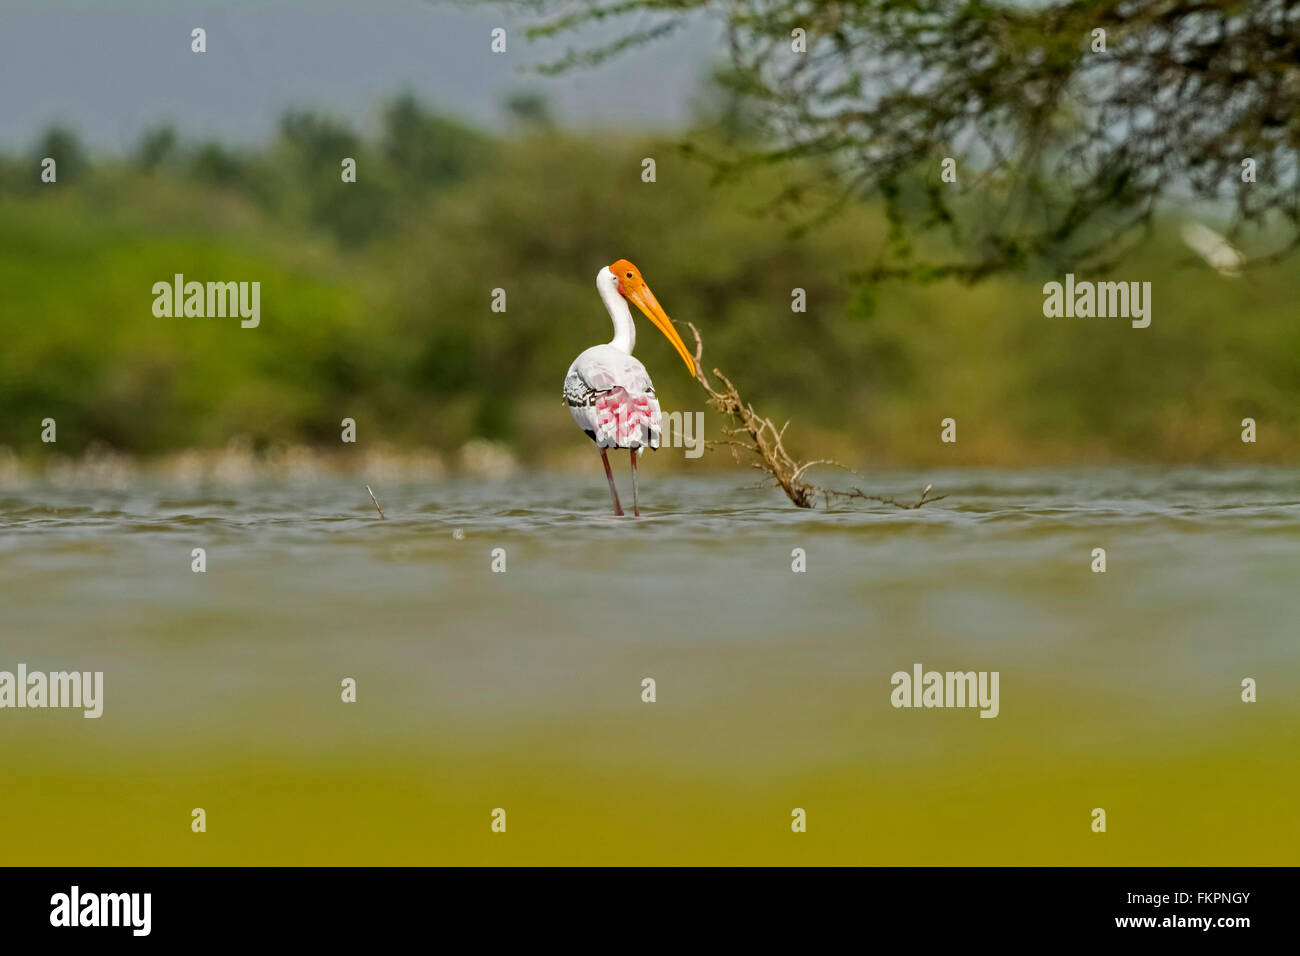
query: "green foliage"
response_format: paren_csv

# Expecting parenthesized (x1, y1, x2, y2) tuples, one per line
(381, 93, 495, 189)
(527, 0, 1300, 280)
(0, 97, 1296, 465)
(33, 127, 87, 183)
(134, 125, 178, 171)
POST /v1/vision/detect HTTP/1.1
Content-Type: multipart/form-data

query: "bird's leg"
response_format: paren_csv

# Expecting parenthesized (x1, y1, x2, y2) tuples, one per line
(630, 447, 640, 517)
(600, 447, 624, 516)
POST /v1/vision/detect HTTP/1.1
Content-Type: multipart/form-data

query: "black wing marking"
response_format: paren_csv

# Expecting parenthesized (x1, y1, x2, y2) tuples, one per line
(562, 368, 601, 407)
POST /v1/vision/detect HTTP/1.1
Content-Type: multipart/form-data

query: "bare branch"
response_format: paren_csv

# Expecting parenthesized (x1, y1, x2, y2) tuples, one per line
(681, 321, 943, 511)
(365, 484, 386, 519)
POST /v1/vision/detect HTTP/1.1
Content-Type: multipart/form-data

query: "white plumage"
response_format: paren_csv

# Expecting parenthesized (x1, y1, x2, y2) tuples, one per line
(564, 344, 662, 450)
(563, 260, 697, 516)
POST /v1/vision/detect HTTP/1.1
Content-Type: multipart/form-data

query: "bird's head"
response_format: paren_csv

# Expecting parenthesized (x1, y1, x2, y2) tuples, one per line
(609, 258, 696, 378)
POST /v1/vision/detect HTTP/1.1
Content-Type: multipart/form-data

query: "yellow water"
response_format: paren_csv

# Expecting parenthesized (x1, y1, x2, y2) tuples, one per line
(2, 468, 1297, 864)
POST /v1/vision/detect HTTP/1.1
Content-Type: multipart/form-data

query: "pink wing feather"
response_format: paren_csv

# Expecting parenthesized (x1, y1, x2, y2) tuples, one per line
(564, 345, 663, 449)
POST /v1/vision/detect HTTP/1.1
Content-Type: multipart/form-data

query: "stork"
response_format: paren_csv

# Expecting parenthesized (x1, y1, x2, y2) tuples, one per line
(562, 259, 696, 516)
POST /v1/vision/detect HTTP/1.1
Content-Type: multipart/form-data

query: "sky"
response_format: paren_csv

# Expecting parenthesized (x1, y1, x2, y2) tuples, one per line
(0, 0, 720, 153)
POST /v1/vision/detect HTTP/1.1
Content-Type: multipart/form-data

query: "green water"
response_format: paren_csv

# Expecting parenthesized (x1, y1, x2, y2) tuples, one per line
(1, 467, 1297, 864)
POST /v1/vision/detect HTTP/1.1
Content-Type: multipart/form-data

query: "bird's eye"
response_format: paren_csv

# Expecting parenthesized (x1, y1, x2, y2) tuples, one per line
(625, 272, 633, 279)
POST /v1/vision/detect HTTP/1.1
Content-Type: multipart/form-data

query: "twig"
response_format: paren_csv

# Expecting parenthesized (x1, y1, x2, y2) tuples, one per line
(365, 484, 386, 519)
(823, 483, 947, 510)
(681, 321, 944, 511)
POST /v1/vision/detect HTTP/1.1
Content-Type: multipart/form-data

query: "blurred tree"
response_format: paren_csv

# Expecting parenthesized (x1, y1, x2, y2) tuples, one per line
(1, 96, 1295, 461)
(688, 64, 767, 145)
(527, 0, 1300, 282)
(33, 126, 86, 182)
(381, 92, 495, 187)
(134, 125, 178, 171)
(279, 111, 360, 173)
(275, 111, 394, 245)
(504, 91, 556, 133)
(191, 142, 246, 186)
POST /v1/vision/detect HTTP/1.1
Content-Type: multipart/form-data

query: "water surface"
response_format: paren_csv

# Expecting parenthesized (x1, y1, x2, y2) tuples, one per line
(2, 467, 1297, 864)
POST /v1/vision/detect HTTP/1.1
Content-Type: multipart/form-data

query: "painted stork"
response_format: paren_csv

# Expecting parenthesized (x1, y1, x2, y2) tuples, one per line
(563, 259, 696, 516)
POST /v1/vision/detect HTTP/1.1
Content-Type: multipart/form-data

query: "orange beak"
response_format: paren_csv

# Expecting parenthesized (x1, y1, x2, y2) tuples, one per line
(624, 280, 696, 378)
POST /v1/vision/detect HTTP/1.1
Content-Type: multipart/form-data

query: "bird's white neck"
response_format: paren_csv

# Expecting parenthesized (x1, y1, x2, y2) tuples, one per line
(597, 267, 635, 354)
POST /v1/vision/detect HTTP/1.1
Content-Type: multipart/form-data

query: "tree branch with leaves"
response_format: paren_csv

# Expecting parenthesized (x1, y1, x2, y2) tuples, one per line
(525, 0, 1300, 283)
